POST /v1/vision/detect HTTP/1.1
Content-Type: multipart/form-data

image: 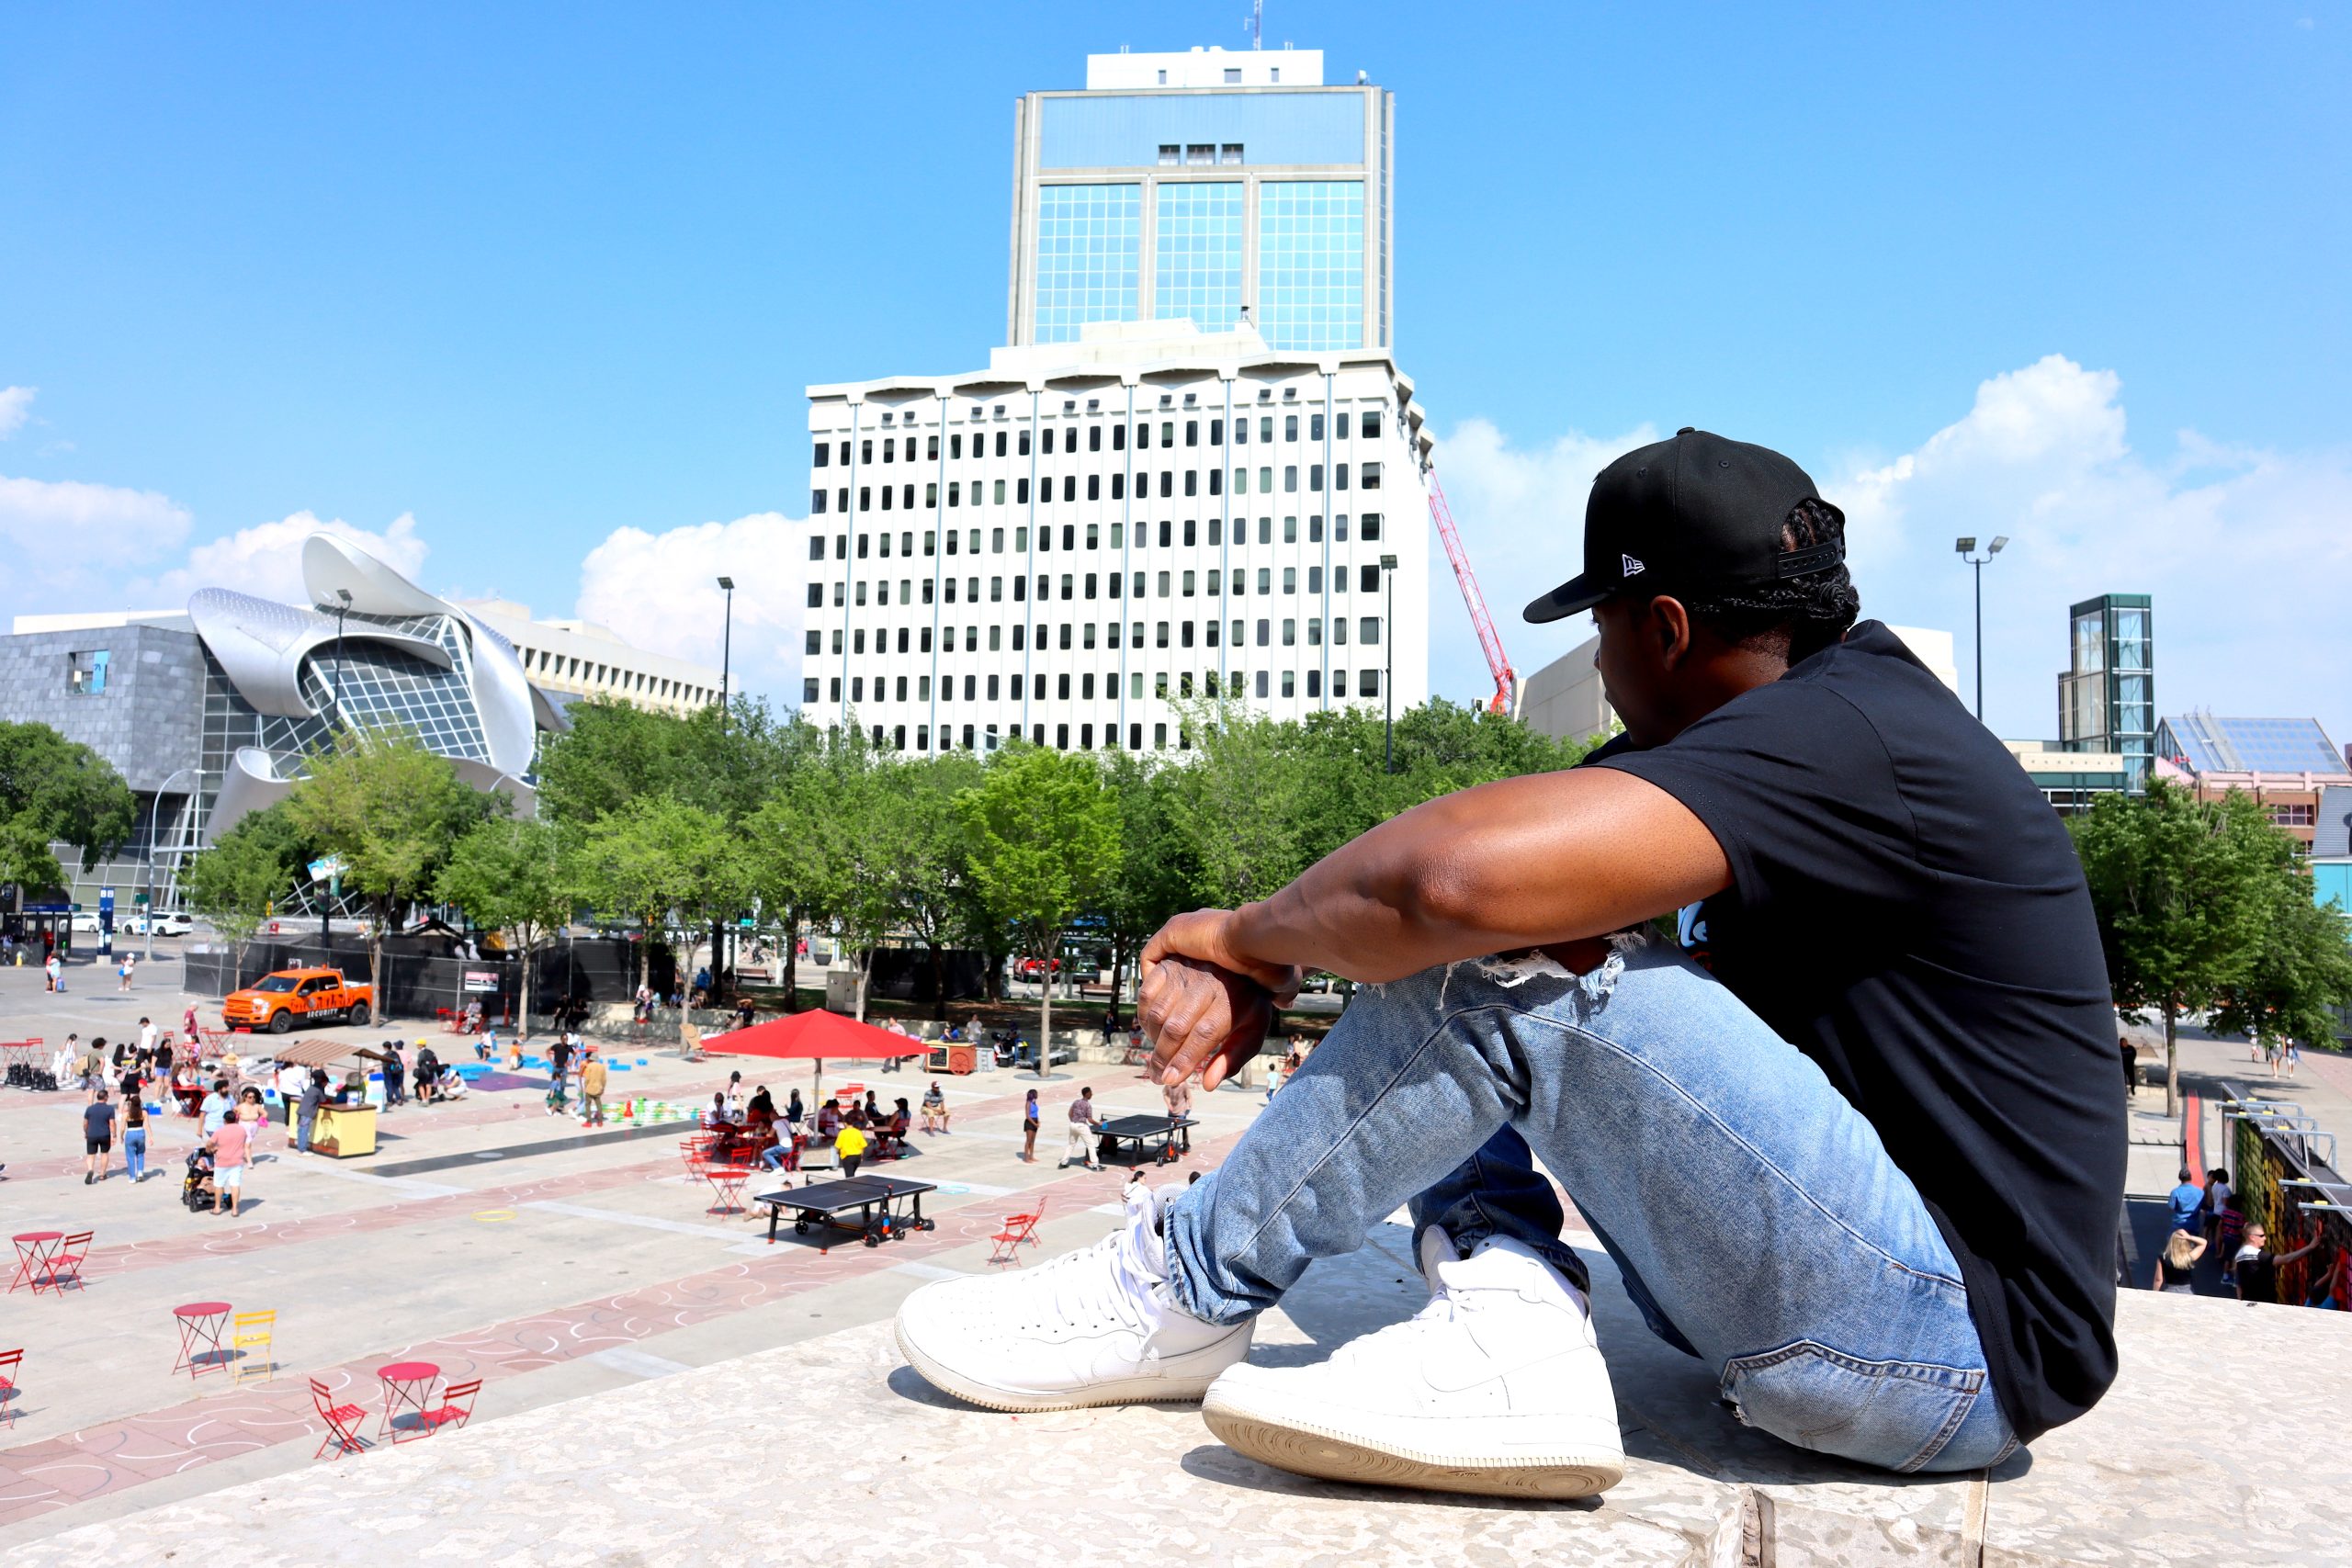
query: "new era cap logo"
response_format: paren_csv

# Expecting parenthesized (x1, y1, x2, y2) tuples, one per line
(1622, 554, 1646, 577)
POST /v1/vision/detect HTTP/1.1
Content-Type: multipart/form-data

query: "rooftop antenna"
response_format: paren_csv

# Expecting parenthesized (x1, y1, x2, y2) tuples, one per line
(1244, 0, 1262, 50)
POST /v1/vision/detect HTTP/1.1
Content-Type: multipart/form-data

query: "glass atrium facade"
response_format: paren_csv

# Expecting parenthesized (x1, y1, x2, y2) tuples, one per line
(1032, 185, 1141, 344)
(1256, 180, 1365, 350)
(2057, 592, 2154, 787)
(1152, 182, 1245, 333)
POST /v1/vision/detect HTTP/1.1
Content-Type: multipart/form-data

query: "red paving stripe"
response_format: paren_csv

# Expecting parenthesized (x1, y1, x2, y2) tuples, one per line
(0, 1128, 1193, 1526)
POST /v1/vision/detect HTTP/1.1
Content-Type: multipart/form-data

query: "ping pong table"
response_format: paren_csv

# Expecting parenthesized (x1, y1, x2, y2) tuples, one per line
(1092, 1113, 1195, 1166)
(754, 1176, 938, 1248)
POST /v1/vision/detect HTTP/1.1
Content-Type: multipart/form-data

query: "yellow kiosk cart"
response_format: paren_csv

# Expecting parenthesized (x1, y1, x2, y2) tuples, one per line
(265, 1039, 382, 1158)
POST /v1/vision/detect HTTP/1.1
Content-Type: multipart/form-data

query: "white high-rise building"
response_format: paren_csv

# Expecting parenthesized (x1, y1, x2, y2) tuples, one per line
(799, 46, 1431, 755)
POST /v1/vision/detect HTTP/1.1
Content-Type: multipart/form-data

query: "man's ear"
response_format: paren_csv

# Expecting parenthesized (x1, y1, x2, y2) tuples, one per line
(1647, 595, 1696, 671)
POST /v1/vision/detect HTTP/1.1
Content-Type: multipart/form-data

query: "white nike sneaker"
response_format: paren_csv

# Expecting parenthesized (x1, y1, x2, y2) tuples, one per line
(895, 1183, 1253, 1413)
(1201, 1228, 1626, 1498)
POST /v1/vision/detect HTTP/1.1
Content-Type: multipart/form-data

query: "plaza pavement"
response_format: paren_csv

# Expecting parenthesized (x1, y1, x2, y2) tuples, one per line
(0, 948, 1240, 1550)
(8, 952, 2352, 1563)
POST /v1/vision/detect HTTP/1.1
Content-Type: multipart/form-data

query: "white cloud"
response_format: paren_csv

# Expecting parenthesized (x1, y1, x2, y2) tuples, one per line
(1827, 355, 2352, 739)
(1432, 356, 2352, 745)
(0, 386, 34, 439)
(1422, 415, 1659, 700)
(0, 471, 196, 615)
(135, 510, 430, 608)
(576, 512, 807, 704)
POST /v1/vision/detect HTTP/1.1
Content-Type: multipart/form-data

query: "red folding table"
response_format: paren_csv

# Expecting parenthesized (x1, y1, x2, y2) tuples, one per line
(174, 1301, 233, 1377)
(377, 1360, 441, 1441)
(9, 1233, 62, 1295)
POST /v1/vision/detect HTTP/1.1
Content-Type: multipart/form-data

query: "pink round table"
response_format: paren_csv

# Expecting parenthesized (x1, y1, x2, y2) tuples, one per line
(9, 1232, 62, 1295)
(174, 1301, 233, 1376)
(377, 1360, 440, 1441)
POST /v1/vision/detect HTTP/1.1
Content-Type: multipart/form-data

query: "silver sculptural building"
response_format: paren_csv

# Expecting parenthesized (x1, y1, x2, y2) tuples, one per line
(2, 535, 567, 914)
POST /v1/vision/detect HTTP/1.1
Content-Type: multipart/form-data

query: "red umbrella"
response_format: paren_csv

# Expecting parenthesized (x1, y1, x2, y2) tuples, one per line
(702, 1010, 927, 1107)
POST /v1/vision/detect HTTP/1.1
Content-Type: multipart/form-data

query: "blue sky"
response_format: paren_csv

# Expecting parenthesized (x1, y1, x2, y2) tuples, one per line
(4, 2, 2347, 743)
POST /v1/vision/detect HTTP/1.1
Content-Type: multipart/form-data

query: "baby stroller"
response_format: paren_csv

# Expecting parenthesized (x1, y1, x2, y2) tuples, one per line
(182, 1147, 218, 1213)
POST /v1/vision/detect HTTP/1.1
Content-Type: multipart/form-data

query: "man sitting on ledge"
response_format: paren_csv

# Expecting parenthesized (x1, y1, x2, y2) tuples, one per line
(897, 430, 2126, 1498)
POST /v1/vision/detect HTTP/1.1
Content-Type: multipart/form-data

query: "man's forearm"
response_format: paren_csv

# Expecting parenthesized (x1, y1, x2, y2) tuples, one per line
(1222, 767, 1730, 985)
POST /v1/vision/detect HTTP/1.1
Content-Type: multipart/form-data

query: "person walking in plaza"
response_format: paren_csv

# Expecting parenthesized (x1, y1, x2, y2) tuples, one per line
(118, 950, 136, 990)
(237, 1086, 271, 1161)
(581, 1049, 608, 1126)
(547, 1032, 574, 1108)
(122, 1088, 150, 1183)
(209, 1111, 249, 1217)
(140, 1015, 158, 1057)
(1063, 1087, 1103, 1172)
(1022, 1088, 1040, 1163)
(83, 1088, 118, 1183)
(2168, 1168, 2206, 1235)
(45, 950, 61, 992)
(2202, 1168, 2233, 1251)
(2119, 1037, 2137, 1100)
(199, 1076, 233, 1137)
(2151, 1229, 2204, 1293)
(383, 1042, 407, 1108)
(296, 1068, 325, 1156)
(897, 429, 2128, 1498)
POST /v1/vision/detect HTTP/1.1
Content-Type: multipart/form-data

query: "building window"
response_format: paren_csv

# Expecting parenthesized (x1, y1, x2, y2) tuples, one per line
(1361, 512, 1381, 542)
(1034, 183, 1142, 342)
(1307, 670, 1322, 699)
(811, 490, 827, 513)
(1361, 462, 1381, 490)
(806, 583, 823, 609)
(1360, 616, 1381, 645)
(802, 678, 819, 704)
(67, 649, 109, 694)
(1221, 143, 1243, 164)
(1281, 671, 1295, 697)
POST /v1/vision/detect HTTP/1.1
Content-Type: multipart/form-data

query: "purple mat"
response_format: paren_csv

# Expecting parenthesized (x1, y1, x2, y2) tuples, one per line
(467, 1071, 545, 1092)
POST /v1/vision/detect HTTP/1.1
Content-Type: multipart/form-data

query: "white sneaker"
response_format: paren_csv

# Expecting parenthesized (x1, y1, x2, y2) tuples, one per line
(1201, 1228, 1626, 1498)
(895, 1184, 1253, 1412)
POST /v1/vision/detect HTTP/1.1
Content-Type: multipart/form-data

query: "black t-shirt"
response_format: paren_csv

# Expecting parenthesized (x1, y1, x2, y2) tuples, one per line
(1597, 621, 2125, 1442)
(2235, 1249, 2279, 1303)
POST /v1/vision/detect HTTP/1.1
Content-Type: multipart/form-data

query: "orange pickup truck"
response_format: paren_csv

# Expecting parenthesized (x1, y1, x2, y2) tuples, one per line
(223, 967, 375, 1033)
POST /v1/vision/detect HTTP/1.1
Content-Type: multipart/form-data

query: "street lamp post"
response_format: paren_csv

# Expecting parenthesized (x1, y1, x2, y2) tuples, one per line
(715, 576, 735, 731)
(141, 766, 199, 962)
(329, 587, 353, 725)
(1953, 536, 2007, 721)
(1379, 554, 1399, 773)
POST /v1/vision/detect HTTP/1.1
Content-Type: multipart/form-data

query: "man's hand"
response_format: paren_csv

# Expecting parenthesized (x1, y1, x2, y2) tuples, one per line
(1139, 908, 1302, 1001)
(1137, 953, 1279, 1093)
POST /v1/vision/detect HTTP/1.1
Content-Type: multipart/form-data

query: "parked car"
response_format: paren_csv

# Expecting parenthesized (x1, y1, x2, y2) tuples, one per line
(128, 910, 194, 937)
(222, 967, 375, 1032)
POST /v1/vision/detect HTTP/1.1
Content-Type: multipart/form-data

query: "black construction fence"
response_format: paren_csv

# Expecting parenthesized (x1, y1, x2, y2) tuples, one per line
(183, 934, 675, 1030)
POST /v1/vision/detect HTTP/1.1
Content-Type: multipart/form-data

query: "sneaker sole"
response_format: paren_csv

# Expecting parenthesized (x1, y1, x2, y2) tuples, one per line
(894, 1320, 1235, 1415)
(1201, 1394, 1625, 1500)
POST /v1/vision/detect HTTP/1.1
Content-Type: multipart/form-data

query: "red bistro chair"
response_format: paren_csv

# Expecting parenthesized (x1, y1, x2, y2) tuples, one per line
(989, 1210, 1043, 1266)
(0, 1348, 21, 1428)
(311, 1379, 371, 1460)
(43, 1232, 93, 1293)
(417, 1377, 481, 1436)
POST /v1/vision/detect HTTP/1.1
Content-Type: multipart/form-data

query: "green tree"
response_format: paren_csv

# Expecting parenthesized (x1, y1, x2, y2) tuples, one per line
(959, 744, 1122, 1075)
(1098, 748, 1196, 1024)
(571, 793, 739, 1042)
(434, 814, 576, 1032)
(891, 750, 984, 1021)
(0, 720, 138, 908)
(281, 728, 485, 1016)
(749, 739, 901, 1021)
(2072, 781, 2281, 1113)
(180, 807, 302, 980)
(2210, 849, 2352, 1056)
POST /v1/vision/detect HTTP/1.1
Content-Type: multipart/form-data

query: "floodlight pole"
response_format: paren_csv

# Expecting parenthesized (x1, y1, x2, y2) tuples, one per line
(716, 576, 735, 732)
(1954, 537, 2007, 721)
(1380, 554, 1399, 773)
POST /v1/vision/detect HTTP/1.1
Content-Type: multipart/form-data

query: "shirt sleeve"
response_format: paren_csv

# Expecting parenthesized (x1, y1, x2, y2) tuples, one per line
(1594, 680, 1920, 916)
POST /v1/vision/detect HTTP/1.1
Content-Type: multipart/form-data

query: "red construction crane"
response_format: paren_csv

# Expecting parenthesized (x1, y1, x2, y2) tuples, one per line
(1426, 473, 1519, 716)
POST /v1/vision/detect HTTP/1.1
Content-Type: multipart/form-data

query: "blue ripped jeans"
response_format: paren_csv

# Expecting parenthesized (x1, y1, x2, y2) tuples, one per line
(1162, 943, 2019, 1474)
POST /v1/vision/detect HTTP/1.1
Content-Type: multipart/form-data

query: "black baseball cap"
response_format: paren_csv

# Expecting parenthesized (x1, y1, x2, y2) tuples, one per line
(1522, 428, 1843, 624)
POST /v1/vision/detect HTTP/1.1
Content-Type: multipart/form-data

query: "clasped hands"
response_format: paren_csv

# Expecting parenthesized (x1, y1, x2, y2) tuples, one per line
(1134, 909, 1300, 1093)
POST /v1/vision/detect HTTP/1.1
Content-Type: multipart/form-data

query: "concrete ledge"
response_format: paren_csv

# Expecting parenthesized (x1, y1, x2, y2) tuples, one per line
(13, 1228, 2349, 1567)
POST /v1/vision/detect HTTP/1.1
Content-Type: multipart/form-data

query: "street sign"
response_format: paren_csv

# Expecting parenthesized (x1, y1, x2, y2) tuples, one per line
(308, 856, 346, 885)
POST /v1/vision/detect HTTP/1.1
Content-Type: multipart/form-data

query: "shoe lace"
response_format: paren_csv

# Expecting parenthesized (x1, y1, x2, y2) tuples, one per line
(1030, 1213, 1159, 1335)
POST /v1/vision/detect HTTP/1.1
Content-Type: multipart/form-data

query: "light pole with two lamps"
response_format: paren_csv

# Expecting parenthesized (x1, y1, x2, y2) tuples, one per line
(140, 766, 200, 962)
(1954, 536, 2007, 721)
(1379, 554, 1399, 772)
(715, 576, 735, 731)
